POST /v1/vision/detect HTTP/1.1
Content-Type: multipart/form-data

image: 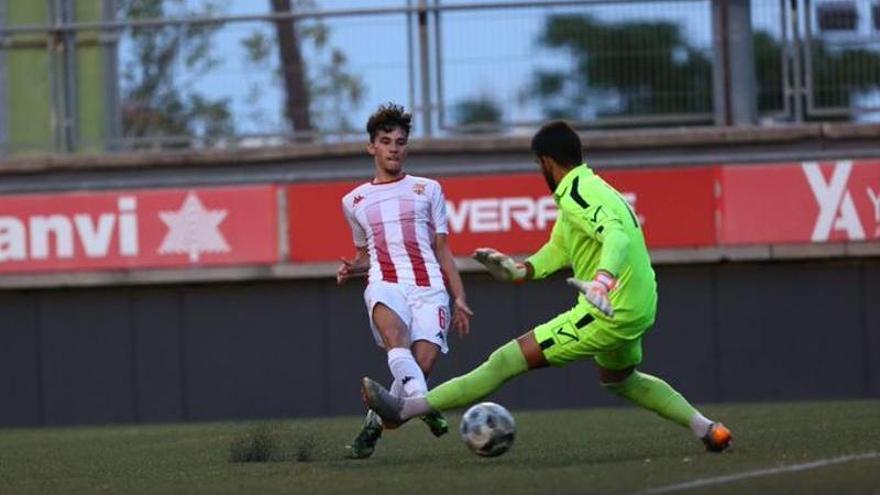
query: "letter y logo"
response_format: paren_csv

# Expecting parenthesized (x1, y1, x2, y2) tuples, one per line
(803, 161, 865, 242)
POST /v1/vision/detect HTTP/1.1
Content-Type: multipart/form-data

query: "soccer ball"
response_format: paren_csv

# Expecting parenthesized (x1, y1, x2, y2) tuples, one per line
(459, 402, 516, 457)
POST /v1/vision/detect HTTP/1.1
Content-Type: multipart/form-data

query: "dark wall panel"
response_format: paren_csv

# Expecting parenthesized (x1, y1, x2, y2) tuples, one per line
(0, 293, 41, 426)
(132, 289, 183, 422)
(181, 282, 324, 420)
(325, 280, 389, 416)
(40, 290, 135, 425)
(646, 266, 718, 403)
(716, 263, 865, 402)
(436, 276, 523, 409)
(865, 262, 880, 398)
(1, 258, 876, 428)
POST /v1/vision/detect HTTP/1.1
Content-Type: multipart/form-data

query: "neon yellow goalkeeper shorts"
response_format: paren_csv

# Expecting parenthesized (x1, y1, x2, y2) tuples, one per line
(532, 301, 649, 370)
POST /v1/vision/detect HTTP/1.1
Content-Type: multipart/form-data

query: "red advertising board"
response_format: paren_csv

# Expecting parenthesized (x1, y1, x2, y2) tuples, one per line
(602, 167, 718, 248)
(718, 160, 880, 244)
(0, 186, 278, 274)
(286, 167, 719, 262)
(405, 174, 556, 256)
(287, 181, 362, 263)
(5, 159, 874, 276)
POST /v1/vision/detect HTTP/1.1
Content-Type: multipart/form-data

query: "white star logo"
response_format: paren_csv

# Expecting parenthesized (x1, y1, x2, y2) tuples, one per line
(158, 192, 230, 262)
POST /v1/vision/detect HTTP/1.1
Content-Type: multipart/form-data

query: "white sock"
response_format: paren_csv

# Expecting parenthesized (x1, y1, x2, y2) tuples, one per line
(387, 347, 427, 398)
(390, 378, 403, 398)
(401, 396, 432, 421)
(689, 412, 713, 438)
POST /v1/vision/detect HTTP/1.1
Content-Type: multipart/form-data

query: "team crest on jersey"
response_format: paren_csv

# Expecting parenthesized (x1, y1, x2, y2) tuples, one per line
(352, 194, 365, 207)
(412, 182, 426, 195)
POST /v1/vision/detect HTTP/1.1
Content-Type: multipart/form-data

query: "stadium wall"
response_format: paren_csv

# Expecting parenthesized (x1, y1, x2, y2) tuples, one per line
(0, 125, 878, 427)
(0, 260, 877, 427)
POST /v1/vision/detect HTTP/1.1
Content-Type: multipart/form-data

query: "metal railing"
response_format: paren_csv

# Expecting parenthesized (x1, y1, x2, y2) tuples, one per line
(0, 0, 878, 155)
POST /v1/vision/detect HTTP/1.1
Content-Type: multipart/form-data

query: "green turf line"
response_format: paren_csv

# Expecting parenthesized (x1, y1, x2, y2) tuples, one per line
(0, 400, 877, 495)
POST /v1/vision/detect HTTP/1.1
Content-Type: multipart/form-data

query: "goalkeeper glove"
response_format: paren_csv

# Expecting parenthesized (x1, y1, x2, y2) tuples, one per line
(472, 248, 527, 282)
(566, 271, 617, 317)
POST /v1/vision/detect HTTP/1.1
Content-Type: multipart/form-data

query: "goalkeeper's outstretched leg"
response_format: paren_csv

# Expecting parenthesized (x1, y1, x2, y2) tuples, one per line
(365, 321, 732, 453)
(598, 365, 733, 452)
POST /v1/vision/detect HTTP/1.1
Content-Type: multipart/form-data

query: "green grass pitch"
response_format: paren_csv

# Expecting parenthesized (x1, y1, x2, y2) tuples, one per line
(0, 400, 877, 494)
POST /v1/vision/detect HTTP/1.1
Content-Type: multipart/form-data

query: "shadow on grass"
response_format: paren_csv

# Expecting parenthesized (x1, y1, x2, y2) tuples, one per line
(230, 423, 318, 463)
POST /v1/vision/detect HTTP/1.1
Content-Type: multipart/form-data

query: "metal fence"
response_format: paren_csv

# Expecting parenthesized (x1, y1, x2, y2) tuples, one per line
(1, 0, 879, 154)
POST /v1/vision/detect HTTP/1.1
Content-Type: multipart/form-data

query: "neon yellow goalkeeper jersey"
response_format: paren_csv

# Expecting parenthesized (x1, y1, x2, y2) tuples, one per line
(526, 164, 657, 328)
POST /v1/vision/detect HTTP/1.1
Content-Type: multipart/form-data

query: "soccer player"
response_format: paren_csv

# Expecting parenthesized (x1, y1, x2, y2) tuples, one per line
(338, 103, 473, 459)
(362, 120, 733, 453)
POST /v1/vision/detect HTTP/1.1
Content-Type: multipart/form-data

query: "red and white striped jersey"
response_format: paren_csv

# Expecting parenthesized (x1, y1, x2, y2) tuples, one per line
(342, 174, 448, 287)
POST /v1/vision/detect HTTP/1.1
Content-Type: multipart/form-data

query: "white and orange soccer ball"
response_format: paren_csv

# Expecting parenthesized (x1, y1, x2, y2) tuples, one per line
(459, 402, 516, 457)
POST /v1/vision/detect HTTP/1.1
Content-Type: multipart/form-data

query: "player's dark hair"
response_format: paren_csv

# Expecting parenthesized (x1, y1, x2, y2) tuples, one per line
(530, 120, 584, 168)
(366, 103, 412, 142)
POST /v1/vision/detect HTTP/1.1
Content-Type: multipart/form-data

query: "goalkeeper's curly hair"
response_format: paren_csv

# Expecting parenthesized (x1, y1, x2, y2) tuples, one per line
(366, 103, 412, 142)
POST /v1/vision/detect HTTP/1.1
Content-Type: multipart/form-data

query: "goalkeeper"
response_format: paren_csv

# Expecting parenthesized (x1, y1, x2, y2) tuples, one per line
(363, 120, 732, 452)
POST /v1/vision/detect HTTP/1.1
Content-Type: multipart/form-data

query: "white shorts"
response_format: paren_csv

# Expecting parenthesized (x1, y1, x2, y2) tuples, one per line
(363, 281, 451, 354)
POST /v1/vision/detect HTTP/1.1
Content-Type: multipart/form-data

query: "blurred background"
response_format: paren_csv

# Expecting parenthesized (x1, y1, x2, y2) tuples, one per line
(0, 0, 877, 427)
(2, 0, 880, 152)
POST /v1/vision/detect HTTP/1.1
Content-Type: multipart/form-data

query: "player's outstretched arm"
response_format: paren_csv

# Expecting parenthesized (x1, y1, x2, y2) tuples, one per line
(435, 234, 473, 337)
(522, 218, 569, 280)
(472, 248, 530, 283)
